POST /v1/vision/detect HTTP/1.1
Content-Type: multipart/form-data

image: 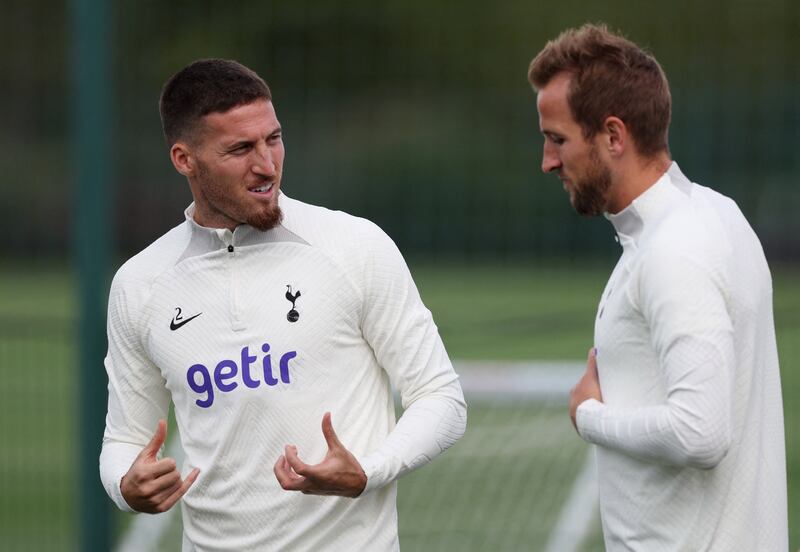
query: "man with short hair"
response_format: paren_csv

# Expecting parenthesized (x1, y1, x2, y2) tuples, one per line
(529, 24, 788, 550)
(99, 58, 466, 551)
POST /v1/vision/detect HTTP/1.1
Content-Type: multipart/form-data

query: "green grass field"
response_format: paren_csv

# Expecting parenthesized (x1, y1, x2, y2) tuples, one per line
(0, 262, 797, 550)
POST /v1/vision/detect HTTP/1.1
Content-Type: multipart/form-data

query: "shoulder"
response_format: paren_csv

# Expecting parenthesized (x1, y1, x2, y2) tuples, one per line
(278, 195, 411, 303)
(647, 183, 734, 263)
(690, 183, 754, 240)
(279, 194, 398, 263)
(109, 222, 191, 310)
(636, 182, 738, 299)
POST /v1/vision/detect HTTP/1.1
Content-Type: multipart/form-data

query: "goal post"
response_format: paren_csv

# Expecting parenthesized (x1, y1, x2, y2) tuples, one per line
(72, 0, 115, 549)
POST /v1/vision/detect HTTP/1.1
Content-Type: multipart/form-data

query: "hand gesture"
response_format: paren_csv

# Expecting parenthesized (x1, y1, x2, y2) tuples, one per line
(274, 412, 367, 498)
(120, 419, 200, 513)
(569, 347, 603, 432)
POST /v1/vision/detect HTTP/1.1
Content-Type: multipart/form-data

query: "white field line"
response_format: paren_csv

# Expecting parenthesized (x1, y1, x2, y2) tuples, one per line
(456, 360, 584, 400)
(459, 360, 598, 552)
(543, 448, 599, 552)
(114, 360, 592, 551)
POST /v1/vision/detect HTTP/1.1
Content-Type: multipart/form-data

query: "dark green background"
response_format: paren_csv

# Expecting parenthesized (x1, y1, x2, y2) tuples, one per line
(1, 0, 798, 261)
(1, 0, 797, 549)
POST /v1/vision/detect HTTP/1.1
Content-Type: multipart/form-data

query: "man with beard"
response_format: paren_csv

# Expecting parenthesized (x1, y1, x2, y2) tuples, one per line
(99, 59, 466, 551)
(529, 24, 787, 550)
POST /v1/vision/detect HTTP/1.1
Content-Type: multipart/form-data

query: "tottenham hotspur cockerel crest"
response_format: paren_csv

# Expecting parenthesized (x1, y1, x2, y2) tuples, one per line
(285, 285, 301, 322)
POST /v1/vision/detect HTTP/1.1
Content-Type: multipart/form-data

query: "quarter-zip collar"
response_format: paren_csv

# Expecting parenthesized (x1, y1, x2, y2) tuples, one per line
(606, 162, 694, 250)
(183, 203, 258, 250)
(177, 195, 307, 263)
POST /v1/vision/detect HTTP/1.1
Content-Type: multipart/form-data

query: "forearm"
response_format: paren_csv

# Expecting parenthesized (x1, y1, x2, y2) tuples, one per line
(357, 379, 467, 493)
(583, 247, 735, 469)
(576, 397, 731, 469)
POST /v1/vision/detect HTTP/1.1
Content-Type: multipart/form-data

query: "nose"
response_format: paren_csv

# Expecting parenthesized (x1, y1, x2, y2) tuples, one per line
(541, 142, 561, 174)
(252, 142, 277, 176)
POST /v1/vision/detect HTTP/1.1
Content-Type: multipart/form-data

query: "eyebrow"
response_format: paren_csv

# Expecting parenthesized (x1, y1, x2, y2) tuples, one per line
(222, 127, 282, 150)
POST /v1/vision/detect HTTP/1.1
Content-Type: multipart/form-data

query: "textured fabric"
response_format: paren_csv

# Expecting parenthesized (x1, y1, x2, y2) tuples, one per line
(576, 163, 788, 551)
(100, 194, 467, 551)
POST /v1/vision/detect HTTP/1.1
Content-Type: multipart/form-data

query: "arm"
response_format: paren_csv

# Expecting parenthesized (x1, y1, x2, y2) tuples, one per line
(273, 226, 466, 496)
(99, 272, 197, 512)
(354, 228, 467, 492)
(576, 246, 734, 469)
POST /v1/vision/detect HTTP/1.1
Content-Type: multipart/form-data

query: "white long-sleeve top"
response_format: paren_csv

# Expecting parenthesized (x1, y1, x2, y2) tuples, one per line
(99, 194, 467, 551)
(576, 163, 787, 551)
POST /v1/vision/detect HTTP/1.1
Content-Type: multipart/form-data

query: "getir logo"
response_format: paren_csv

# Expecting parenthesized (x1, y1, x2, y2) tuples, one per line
(186, 344, 297, 408)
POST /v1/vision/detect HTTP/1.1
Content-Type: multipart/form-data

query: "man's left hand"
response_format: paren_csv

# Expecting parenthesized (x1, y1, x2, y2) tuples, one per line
(273, 412, 367, 498)
(569, 347, 603, 432)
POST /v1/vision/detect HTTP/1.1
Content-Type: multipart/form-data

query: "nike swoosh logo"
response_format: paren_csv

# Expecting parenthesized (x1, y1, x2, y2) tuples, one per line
(170, 312, 202, 331)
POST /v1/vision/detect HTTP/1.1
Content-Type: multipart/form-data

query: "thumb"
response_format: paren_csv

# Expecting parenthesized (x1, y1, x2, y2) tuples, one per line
(321, 412, 343, 451)
(140, 419, 167, 460)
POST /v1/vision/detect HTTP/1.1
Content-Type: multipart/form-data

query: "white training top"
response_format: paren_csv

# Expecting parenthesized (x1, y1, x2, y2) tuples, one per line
(100, 194, 467, 551)
(577, 163, 788, 551)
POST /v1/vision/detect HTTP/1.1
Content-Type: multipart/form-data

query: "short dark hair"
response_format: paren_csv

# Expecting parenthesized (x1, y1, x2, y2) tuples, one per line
(529, 24, 671, 157)
(159, 58, 272, 145)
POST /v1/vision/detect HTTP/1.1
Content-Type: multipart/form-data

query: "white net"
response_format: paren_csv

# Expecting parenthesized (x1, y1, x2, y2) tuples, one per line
(397, 362, 601, 551)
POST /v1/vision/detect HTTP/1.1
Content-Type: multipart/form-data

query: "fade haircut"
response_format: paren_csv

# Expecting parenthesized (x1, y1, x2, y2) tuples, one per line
(529, 24, 671, 157)
(159, 58, 272, 146)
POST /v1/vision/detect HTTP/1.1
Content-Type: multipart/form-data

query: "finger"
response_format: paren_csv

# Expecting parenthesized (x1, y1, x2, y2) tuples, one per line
(140, 419, 168, 460)
(136, 468, 181, 500)
(321, 412, 344, 451)
(587, 347, 598, 375)
(273, 455, 301, 480)
(157, 468, 200, 513)
(125, 458, 177, 490)
(148, 457, 178, 479)
(275, 453, 304, 480)
(282, 455, 304, 480)
(284, 445, 313, 477)
(274, 455, 308, 490)
(148, 479, 183, 506)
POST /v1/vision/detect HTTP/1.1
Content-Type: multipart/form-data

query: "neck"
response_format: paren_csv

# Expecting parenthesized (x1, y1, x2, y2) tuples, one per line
(606, 153, 672, 214)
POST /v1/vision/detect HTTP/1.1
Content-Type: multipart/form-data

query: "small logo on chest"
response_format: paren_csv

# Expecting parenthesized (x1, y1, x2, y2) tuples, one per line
(285, 285, 301, 322)
(170, 307, 202, 331)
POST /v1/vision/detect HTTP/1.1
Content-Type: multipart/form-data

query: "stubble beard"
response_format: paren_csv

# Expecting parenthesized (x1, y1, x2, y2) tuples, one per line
(195, 161, 284, 231)
(247, 197, 283, 231)
(570, 146, 612, 217)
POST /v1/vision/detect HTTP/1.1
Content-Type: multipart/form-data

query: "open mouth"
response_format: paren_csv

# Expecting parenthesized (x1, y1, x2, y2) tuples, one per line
(250, 183, 274, 195)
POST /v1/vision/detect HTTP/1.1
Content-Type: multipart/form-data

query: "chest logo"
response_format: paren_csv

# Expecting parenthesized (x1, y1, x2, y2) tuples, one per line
(285, 285, 301, 322)
(170, 307, 202, 331)
(186, 343, 297, 408)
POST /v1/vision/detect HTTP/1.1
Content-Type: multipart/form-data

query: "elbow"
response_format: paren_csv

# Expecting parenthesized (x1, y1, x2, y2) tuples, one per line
(437, 397, 467, 452)
(676, 426, 732, 470)
(447, 398, 468, 445)
(455, 401, 467, 442)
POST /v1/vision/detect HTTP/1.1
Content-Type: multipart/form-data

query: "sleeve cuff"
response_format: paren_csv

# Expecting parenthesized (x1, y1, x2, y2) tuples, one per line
(575, 398, 605, 442)
(100, 441, 141, 513)
(357, 452, 389, 495)
(110, 477, 137, 513)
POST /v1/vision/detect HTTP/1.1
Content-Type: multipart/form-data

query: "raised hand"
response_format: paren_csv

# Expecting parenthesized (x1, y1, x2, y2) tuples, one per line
(120, 419, 200, 513)
(569, 347, 604, 431)
(274, 412, 367, 498)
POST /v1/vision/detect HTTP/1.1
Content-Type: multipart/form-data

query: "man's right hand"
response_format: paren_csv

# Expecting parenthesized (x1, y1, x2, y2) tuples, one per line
(120, 419, 200, 514)
(569, 347, 603, 432)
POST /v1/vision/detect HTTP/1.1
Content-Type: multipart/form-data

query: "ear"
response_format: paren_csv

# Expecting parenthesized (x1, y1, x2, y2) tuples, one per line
(601, 116, 627, 157)
(169, 142, 196, 177)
